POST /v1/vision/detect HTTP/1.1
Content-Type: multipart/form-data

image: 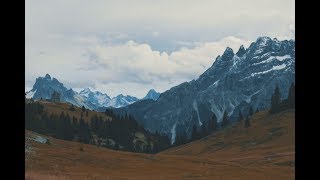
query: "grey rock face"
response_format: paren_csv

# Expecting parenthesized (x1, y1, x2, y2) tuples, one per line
(142, 89, 160, 100)
(113, 36, 295, 143)
(107, 94, 139, 108)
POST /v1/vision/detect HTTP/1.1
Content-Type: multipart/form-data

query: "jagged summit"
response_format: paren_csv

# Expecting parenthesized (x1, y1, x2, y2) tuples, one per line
(256, 36, 271, 41)
(81, 88, 91, 92)
(143, 89, 160, 100)
(44, 74, 51, 79)
(221, 47, 234, 60)
(236, 45, 246, 57)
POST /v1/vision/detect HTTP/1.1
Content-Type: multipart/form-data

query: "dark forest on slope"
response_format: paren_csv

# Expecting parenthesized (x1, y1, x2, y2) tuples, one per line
(25, 82, 294, 152)
(25, 101, 171, 153)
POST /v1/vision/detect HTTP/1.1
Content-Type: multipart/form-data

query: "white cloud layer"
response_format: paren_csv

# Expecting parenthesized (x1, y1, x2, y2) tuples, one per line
(26, 36, 251, 97)
(25, 0, 294, 98)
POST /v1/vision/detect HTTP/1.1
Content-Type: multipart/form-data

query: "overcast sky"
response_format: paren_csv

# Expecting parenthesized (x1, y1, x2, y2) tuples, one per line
(25, 0, 294, 98)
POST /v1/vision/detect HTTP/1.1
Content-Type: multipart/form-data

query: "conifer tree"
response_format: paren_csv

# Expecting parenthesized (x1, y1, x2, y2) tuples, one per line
(201, 123, 208, 137)
(249, 106, 254, 116)
(191, 124, 198, 140)
(270, 85, 282, 113)
(69, 104, 75, 111)
(288, 82, 295, 108)
(245, 116, 251, 127)
(211, 113, 218, 131)
(221, 110, 229, 128)
(238, 111, 244, 121)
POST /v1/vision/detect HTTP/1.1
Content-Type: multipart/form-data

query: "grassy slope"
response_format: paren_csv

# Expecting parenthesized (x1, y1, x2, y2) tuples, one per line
(25, 109, 294, 180)
(38, 100, 112, 123)
(31, 100, 159, 152)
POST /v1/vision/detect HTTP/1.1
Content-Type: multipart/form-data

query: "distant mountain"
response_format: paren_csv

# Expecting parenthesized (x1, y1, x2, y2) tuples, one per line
(113, 36, 295, 143)
(25, 74, 99, 109)
(108, 94, 139, 108)
(142, 89, 160, 100)
(79, 88, 111, 107)
(25, 75, 140, 109)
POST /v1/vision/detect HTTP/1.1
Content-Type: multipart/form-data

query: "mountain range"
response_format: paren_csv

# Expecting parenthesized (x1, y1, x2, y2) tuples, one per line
(25, 36, 295, 144)
(112, 36, 295, 143)
(25, 74, 160, 109)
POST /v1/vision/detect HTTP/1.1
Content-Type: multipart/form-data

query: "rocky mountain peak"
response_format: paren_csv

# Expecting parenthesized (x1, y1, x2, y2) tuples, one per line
(236, 45, 246, 57)
(143, 89, 160, 100)
(221, 47, 234, 61)
(44, 74, 51, 79)
(256, 36, 271, 44)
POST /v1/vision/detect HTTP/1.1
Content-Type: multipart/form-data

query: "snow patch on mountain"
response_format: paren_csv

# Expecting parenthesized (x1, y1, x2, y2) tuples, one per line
(251, 63, 287, 77)
(107, 95, 139, 108)
(253, 55, 291, 66)
(272, 64, 287, 70)
(192, 101, 203, 126)
(264, 55, 291, 63)
(26, 90, 36, 99)
(251, 69, 273, 76)
(79, 88, 91, 98)
(171, 123, 177, 144)
(274, 55, 291, 61)
(254, 49, 264, 55)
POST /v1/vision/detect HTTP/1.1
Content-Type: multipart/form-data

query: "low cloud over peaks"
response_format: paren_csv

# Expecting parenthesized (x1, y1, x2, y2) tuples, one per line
(26, 36, 251, 98)
(26, 0, 294, 97)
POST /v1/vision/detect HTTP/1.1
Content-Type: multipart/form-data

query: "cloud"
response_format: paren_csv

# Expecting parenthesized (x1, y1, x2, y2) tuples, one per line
(25, 0, 294, 97)
(26, 0, 294, 50)
(152, 32, 159, 37)
(26, 35, 251, 98)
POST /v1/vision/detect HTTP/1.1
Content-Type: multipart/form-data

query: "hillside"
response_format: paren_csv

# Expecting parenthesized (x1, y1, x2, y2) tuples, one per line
(37, 100, 111, 123)
(25, 109, 294, 179)
(25, 100, 170, 153)
(162, 110, 294, 156)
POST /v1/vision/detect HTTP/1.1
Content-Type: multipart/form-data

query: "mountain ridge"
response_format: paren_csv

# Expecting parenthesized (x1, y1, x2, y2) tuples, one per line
(112, 36, 295, 142)
(26, 75, 158, 109)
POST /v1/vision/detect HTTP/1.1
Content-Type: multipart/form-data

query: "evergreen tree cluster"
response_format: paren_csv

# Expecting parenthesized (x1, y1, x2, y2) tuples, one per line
(287, 83, 295, 108)
(174, 113, 218, 146)
(220, 110, 230, 128)
(69, 104, 75, 111)
(270, 82, 295, 114)
(25, 102, 91, 142)
(245, 116, 251, 128)
(25, 102, 171, 154)
(238, 108, 252, 128)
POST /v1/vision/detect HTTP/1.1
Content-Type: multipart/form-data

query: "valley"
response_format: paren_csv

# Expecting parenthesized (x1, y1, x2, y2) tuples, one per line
(25, 37, 295, 142)
(25, 36, 295, 179)
(25, 0, 296, 178)
(25, 109, 295, 179)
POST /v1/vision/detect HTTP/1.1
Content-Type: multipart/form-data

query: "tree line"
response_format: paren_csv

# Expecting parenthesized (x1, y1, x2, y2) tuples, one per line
(173, 91, 267, 146)
(25, 82, 295, 151)
(270, 82, 295, 113)
(25, 102, 171, 153)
